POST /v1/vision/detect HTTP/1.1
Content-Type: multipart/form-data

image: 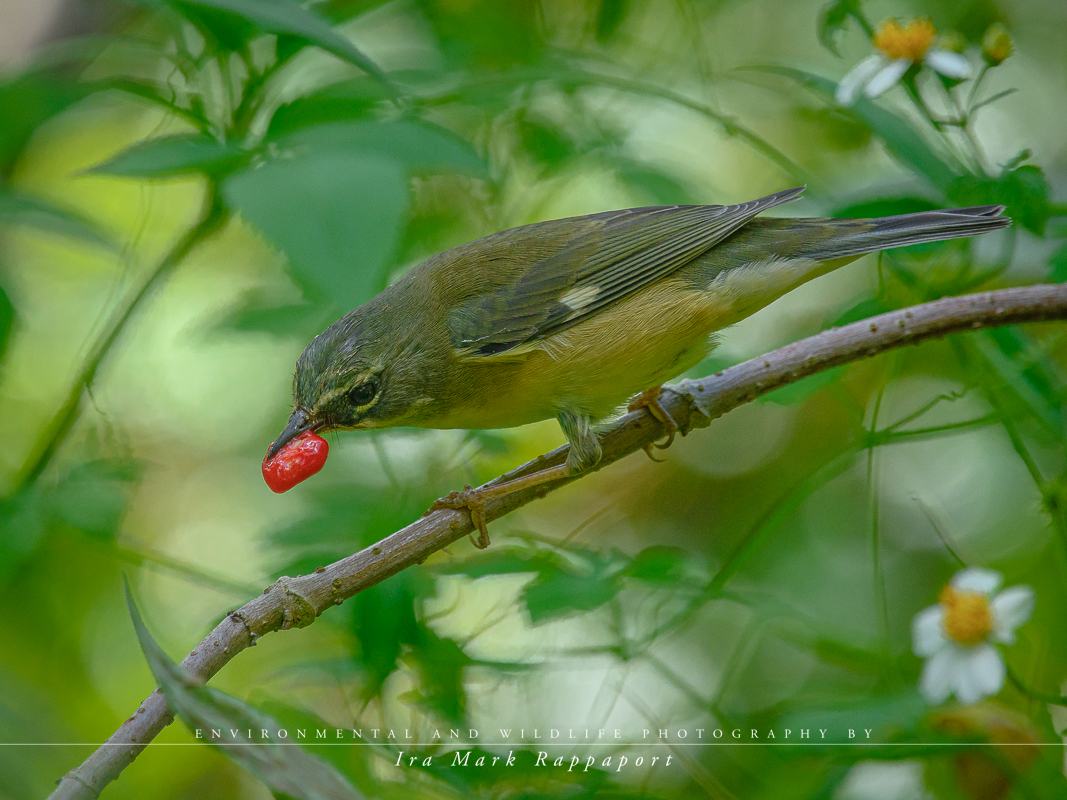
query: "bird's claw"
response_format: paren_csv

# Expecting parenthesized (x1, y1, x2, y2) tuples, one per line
(428, 485, 491, 549)
(628, 386, 678, 461)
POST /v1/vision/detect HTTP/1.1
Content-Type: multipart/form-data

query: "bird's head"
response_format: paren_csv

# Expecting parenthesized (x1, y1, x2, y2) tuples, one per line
(266, 304, 427, 459)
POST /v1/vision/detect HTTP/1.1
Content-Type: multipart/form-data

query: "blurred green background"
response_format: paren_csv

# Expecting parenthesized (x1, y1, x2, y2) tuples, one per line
(1, 0, 1066, 798)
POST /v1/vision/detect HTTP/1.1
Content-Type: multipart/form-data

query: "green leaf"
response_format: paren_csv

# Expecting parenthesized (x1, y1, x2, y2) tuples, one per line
(349, 576, 420, 697)
(753, 65, 960, 191)
(168, 0, 392, 88)
(228, 120, 482, 306)
(51, 459, 140, 540)
(91, 134, 248, 179)
(213, 291, 334, 338)
(273, 119, 486, 177)
(0, 487, 47, 588)
(949, 165, 1051, 236)
(793, 105, 872, 152)
(224, 150, 408, 307)
(267, 78, 392, 138)
(624, 546, 691, 584)
(523, 570, 619, 623)
(125, 582, 365, 800)
(595, 0, 629, 42)
(817, 0, 851, 56)
(1002, 148, 1032, 171)
(0, 73, 88, 173)
(978, 327, 1065, 432)
(516, 117, 574, 169)
(420, 0, 543, 69)
(431, 547, 549, 579)
(402, 629, 471, 724)
(95, 78, 209, 131)
(175, 2, 259, 51)
(521, 552, 626, 624)
(0, 191, 114, 248)
(1049, 243, 1067, 283)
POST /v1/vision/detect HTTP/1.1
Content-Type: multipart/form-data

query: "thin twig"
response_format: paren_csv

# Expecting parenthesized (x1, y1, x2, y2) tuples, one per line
(50, 283, 1067, 799)
(13, 189, 226, 492)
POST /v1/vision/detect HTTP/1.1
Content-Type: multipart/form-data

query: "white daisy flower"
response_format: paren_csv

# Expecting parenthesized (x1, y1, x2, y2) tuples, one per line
(836, 18, 972, 105)
(911, 567, 1035, 705)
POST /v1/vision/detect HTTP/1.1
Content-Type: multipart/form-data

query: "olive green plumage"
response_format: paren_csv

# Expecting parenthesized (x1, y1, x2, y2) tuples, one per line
(269, 187, 1009, 471)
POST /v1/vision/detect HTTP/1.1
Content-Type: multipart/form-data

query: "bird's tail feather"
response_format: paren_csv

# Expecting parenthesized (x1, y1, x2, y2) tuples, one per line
(801, 205, 1010, 261)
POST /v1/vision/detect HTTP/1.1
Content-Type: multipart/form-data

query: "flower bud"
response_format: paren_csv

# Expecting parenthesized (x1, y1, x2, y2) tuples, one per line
(982, 24, 1013, 66)
(938, 31, 967, 54)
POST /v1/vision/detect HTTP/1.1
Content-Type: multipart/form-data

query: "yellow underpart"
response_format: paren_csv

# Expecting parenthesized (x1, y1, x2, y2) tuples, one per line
(430, 255, 855, 431)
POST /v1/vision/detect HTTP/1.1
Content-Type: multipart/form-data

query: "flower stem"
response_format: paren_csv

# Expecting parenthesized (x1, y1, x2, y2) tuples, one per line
(932, 77, 988, 175)
(900, 76, 976, 175)
(1007, 667, 1067, 707)
(965, 64, 990, 114)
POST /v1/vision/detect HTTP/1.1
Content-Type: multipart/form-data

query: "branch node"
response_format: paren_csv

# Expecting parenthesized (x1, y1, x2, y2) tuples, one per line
(268, 577, 317, 630)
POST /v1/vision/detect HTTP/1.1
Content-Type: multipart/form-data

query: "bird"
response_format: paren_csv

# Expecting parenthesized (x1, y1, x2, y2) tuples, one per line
(266, 186, 1009, 547)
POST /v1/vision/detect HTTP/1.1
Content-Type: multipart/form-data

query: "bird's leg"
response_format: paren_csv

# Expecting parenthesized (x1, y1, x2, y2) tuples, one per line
(428, 410, 601, 549)
(627, 386, 678, 461)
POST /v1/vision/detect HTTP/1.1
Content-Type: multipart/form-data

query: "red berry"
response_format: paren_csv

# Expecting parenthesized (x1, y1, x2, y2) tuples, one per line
(262, 431, 329, 493)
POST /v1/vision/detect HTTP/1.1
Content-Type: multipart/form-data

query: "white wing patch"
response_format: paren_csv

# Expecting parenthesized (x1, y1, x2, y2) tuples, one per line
(560, 285, 600, 311)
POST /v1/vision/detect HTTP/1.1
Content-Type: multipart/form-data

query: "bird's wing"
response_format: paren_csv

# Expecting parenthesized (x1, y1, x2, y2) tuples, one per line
(451, 187, 805, 357)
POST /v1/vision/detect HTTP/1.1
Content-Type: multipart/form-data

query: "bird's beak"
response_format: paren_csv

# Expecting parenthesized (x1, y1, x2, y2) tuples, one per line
(266, 408, 315, 460)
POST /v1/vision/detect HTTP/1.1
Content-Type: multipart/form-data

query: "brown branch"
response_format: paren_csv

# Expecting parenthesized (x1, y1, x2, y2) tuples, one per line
(50, 283, 1067, 799)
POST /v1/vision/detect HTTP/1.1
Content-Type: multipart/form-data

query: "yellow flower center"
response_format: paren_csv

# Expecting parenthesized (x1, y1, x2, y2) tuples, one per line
(939, 586, 993, 646)
(873, 18, 937, 62)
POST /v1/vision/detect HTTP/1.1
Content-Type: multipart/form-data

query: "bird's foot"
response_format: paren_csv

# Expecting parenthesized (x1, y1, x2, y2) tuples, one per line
(628, 386, 678, 461)
(428, 485, 491, 549)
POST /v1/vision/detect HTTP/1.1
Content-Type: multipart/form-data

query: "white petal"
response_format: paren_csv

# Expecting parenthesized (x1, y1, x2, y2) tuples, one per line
(925, 49, 972, 79)
(952, 567, 1002, 596)
(990, 585, 1035, 643)
(836, 55, 886, 105)
(912, 605, 947, 656)
(953, 644, 1005, 704)
(864, 58, 911, 98)
(920, 645, 963, 704)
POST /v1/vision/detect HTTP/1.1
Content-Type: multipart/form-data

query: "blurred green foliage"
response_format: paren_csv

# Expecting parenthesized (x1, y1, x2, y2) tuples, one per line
(1, 0, 1066, 798)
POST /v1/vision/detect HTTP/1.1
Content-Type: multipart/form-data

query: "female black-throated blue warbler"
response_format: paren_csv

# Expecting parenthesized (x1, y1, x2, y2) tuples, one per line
(267, 187, 1009, 546)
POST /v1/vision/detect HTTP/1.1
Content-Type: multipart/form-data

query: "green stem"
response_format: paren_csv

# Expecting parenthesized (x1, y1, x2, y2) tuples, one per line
(1007, 667, 1067, 707)
(875, 414, 999, 445)
(12, 187, 226, 492)
(901, 76, 979, 175)
(706, 448, 858, 594)
(867, 373, 896, 681)
(965, 64, 990, 115)
(880, 387, 970, 434)
(933, 75, 988, 175)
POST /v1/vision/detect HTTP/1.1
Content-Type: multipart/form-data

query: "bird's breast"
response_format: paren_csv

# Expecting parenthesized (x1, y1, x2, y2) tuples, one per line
(414, 277, 734, 430)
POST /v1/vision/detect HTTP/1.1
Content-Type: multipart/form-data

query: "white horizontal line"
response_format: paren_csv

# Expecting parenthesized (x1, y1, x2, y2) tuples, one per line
(0, 742, 1050, 747)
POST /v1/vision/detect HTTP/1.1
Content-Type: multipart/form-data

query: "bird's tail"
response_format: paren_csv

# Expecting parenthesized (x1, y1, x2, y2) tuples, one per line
(702, 203, 1011, 325)
(794, 204, 1010, 261)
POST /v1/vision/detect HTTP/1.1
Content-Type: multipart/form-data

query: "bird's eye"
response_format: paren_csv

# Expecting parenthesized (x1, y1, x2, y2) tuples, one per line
(348, 381, 378, 407)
